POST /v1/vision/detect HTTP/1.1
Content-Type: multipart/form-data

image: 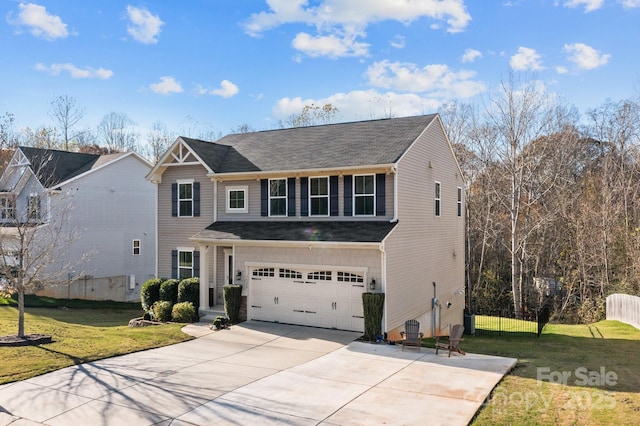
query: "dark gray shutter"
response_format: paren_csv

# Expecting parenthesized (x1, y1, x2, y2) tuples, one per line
(330, 176, 339, 216)
(260, 179, 268, 216)
(300, 177, 308, 216)
(171, 183, 178, 217)
(193, 182, 200, 216)
(376, 173, 386, 216)
(287, 178, 296, 216)
(171, 250, 178, 279)
(193, 251, 200, 277)
(343, 175, 353, 216)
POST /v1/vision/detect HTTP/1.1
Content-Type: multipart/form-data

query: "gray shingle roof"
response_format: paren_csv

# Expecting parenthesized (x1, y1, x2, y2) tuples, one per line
(19, 147, 101, 188)
(194, 221, 397, 243)
(183, 114, 437, 173)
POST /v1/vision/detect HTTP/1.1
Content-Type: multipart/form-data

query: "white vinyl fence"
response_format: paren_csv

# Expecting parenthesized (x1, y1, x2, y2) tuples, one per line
(606, 293, 640, 330)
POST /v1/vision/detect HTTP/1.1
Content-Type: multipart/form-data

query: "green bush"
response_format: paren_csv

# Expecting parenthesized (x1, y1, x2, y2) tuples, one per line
(362, 292, 385, 341)
(140, 278, 163, 311)
(212, 315, 228, 329)
(159, 279, 179, 304)
(171, 301, 198, 323)
(152, 300, 173, 322)
(177, 277, 200, 310)
(223, 285, 243, 324)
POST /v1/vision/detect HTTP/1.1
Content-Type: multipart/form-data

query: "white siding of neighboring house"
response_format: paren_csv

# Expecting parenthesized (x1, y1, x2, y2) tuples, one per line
(383, 117, 465, 336)
(56, 154, 156, 284)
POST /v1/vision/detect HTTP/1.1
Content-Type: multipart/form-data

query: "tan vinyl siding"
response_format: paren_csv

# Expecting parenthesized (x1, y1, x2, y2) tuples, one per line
(384, 117, 465, 335)
(157, 165, 214, 278)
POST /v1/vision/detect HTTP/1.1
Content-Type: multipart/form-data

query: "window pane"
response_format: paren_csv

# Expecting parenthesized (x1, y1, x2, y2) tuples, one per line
(179, 200, 192, 216)
(270, 198, 286, 216)
(179, 268, 193, 279)
(270, 179, 286, 197)
(435, 182, 441, 198)
(435, 200, 441, 217)
(229, 190, 244, 209)
(310, 197, 328, 215)
(310, 178, 328, 195)
(355, 175, 374, 195)
(179, 183, 192, 199)
(179, 251, 192, 267)
(355, 196, 374, 215)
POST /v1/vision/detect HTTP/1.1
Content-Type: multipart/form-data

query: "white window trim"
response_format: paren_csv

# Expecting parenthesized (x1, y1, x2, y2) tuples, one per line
(353, 174, 376, 217)
(133, 239, 141, 256)
(177, 248, 194, 279)
(177, 181, 194, 218)
(309, 176, 330, 217)
(268, 178, 287, 217)
(0, 196, 15, 220)
(28, 193, 41, 221)
(457, 187, 463, 218)
(435, 181, 441, 217)
(226, 185, 248, 213)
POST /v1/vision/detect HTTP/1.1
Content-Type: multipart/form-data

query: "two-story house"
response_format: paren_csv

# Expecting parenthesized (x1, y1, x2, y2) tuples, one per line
(147, 114, 465, 336)
(0, 147, 156, 301)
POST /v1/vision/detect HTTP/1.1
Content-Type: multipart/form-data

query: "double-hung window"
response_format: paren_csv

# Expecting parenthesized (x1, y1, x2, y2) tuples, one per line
(178, 250, 193, 279)
(354, 174, 375, 216)
(0, 196, 15, 220)
(227, 186, 248, 213)
(28, 194, 41, 221)
(178, 182, 193, 217)
(457, 187, 462, 217)
(310, 177, 329, 216)
(269, 179, 287, 216)
(435, 182, 441, 217)
(133, 240, 141, 255)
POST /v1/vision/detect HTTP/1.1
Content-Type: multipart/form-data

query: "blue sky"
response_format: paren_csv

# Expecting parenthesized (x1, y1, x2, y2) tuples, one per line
(1, 0, 639, 142)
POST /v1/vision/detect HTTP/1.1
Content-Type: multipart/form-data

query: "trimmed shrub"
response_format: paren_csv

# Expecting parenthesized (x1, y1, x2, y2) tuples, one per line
(177, 277, 200, 310)
(171, 301, 198, 323)
(362, 292, 385, 341)
(159, 279, 179, 304)
(152, 300, 173, 322)
(223, 285, 243, 324)
(140, 278, 163, 311)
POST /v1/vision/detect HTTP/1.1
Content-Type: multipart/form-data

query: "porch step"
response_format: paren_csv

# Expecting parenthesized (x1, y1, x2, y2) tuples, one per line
(199, 304, 226, 321)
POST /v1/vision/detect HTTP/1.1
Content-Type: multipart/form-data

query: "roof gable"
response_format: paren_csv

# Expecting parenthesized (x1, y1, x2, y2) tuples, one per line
(18, 147, 101, 188)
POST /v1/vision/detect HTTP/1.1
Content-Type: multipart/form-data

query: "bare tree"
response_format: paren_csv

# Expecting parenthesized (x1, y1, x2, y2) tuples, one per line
(49, 95, 86, 151)
(0, 152, 88, 338)
(145, 121, 176, 164)
(287, 103, 340, 127)
(97, 112, 139, 153)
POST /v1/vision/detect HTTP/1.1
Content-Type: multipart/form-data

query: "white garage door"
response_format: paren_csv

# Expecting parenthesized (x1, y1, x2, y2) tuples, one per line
(249, 266, 366, 332)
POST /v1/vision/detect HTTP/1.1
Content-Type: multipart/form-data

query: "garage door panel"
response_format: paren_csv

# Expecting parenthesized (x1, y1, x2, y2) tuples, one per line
(249, 266, 366, 332)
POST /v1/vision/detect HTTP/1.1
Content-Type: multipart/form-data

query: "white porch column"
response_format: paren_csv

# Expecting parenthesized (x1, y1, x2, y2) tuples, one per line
(199, 244, 210, 311)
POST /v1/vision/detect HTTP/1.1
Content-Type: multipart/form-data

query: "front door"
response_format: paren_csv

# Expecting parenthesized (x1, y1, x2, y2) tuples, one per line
(224, 249, 233, 285)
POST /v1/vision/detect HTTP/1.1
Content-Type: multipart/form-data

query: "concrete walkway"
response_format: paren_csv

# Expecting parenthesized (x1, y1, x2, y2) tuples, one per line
(0, 321, 516, 425)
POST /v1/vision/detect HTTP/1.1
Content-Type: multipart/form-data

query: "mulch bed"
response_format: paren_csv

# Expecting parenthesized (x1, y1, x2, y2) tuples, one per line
(0, 333, 53, 347)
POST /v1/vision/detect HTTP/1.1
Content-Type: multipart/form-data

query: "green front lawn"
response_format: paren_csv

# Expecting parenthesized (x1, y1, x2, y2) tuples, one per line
(0, 299, 193, 384)
(450, 320, 640, 425)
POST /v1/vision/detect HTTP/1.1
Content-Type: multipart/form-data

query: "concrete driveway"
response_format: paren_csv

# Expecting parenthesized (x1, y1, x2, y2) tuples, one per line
(0, 321, 516, 425)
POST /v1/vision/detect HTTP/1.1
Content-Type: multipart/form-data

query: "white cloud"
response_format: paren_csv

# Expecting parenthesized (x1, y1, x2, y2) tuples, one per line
(563, 43, 610, 69)
(389, 35, 406, 49)
(273, 90, 442, 123)
(510, 47, 544, 71)
(292, 32, 369, 58)
(195, 80, 239, 98)
(620, 0, 640, 7)
(9, 2, 68, 40)
(366, 60, 486, 99)
(244, 0, 471, 58)
(126, 5, 163, 44)
(563, 0, 604, 12)
(149, 76, 183, 95)
(556, 66, 569, 74)
(461, 48, 482, 63)
(35, 63, 113, 79)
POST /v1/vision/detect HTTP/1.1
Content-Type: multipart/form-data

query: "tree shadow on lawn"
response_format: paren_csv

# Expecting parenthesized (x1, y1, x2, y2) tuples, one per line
(462, 324, 640, 393)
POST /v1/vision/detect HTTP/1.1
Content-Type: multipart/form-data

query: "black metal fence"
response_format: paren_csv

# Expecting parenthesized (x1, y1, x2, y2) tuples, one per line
(472, 304, 550, 338)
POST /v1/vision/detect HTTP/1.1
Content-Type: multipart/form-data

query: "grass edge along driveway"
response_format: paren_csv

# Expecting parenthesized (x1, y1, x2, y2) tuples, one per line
(0, 303, 192, 384)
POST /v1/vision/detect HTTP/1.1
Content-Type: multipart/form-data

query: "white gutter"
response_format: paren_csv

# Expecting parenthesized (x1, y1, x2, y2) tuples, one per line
(188, 236, 382, 251)
(208, 164, 395, 182)
(390, 164, 399, 223)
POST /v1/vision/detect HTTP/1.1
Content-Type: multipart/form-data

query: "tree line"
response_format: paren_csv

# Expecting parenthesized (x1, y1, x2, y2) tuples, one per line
(442, 75, 640, 323)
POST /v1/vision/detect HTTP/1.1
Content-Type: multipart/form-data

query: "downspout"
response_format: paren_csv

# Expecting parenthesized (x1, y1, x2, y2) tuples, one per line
(213, 180, 218, 223)
(380, 243, 386, 333)
(390, 164, 398, 223)
(432, 281, 440, 336)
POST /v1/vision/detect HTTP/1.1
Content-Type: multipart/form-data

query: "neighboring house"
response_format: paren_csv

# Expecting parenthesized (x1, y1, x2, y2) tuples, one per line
(147, 114, 465, 336)
(0, 147, 156, 301)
